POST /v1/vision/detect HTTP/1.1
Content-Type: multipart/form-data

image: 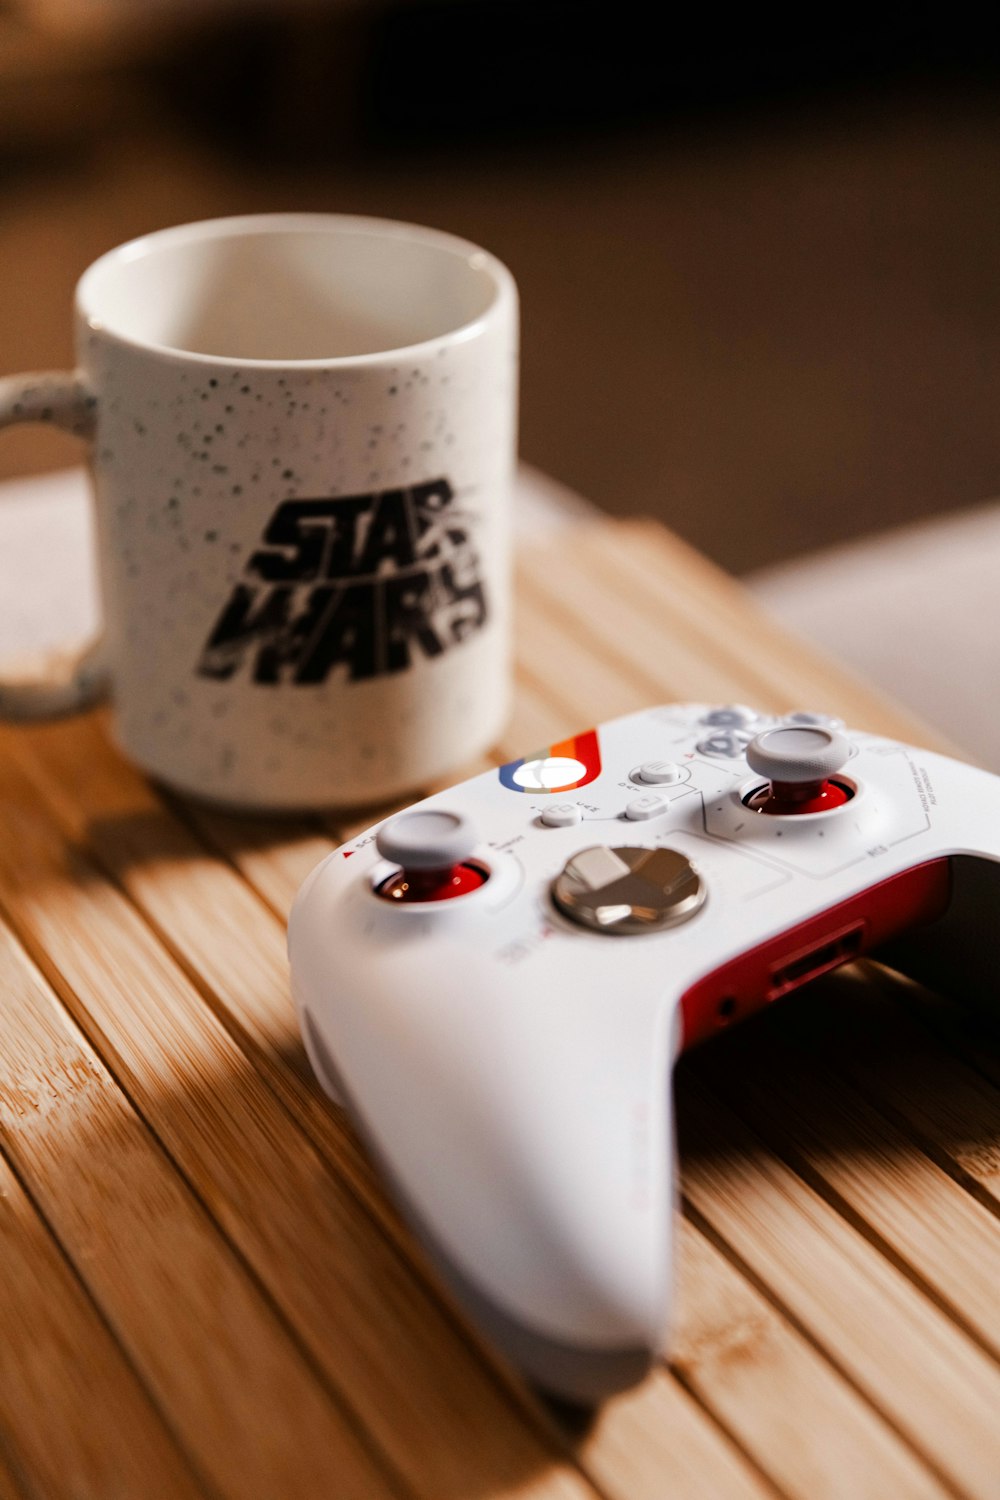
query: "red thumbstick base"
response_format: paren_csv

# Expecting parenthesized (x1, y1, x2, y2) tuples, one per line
(376, 862, 489, 903)
(744, 777, 854, 816)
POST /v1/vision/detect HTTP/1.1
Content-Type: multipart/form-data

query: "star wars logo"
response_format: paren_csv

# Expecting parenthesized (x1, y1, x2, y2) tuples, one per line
(197, 478, 488, 684)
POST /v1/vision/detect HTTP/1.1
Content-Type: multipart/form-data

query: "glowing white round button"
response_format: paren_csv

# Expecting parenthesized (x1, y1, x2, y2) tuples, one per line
(512, 756, 587, 791)
(625, 793, 669, 821)
(541, 803, 583, 828)
(637, 759, 684, 785)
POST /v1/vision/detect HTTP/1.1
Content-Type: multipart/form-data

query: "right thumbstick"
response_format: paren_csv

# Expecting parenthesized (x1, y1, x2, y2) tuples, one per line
(745, 726, 853, 815)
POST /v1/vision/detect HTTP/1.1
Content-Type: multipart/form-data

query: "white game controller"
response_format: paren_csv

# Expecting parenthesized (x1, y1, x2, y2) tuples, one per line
(288, 703, 1000, 1402)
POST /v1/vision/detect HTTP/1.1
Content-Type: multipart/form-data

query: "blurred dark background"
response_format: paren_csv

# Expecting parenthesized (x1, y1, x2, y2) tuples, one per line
(3, 0, 1000, 572)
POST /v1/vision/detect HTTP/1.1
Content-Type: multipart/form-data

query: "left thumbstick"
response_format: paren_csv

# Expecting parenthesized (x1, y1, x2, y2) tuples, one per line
(376, 810, 479, 868)
(375, 810, 487, 904)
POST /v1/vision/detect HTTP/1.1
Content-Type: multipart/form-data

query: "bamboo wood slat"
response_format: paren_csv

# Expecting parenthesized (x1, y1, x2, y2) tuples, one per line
(0, 517, 998, 1499)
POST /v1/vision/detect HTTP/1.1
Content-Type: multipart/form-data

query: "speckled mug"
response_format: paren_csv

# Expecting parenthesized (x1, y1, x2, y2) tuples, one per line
(0, 214, 518, 809)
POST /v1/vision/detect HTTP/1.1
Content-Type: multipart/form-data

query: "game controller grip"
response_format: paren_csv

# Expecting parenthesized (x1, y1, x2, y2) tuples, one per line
(406, 1000, 677, 1399)
(295, 911, 680, 1400)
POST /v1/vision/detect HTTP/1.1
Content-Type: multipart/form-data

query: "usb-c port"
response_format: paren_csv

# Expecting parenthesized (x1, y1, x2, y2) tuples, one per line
(768, 924, 864, 1000)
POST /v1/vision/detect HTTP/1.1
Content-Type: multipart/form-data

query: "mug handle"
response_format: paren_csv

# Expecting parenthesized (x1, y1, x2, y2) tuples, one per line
(0, 371, 110, 720)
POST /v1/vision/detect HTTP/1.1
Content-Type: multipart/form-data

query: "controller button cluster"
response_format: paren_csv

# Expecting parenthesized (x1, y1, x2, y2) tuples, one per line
(696, 729, 754, 758)
(700, 704, 759, 728)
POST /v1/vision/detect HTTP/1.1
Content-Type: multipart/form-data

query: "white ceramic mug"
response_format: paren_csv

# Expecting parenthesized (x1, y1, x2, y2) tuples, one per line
(0, 214, 518, 809)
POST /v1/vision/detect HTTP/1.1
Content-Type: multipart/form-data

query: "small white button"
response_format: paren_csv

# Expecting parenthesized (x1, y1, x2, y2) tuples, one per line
(625, 793, 669, 821)
(540, 803, 583, 828)
(784, 710, 846, 731)
(701, 704, 759, 728)
(696, 729, 753, 758)
(637, 759, 685, 785)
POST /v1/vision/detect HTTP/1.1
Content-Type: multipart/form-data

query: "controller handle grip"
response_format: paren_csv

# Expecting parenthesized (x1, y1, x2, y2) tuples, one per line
(300, 933, 680, 1402)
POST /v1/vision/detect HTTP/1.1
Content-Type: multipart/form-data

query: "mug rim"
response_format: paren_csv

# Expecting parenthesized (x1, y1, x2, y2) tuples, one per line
(75, 212, 517, 369)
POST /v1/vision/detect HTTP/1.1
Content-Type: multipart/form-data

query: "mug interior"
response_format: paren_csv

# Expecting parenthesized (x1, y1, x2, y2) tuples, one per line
(78, 217, 505, 362)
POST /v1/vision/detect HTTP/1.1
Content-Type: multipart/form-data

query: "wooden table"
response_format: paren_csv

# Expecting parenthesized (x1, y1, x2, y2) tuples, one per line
(1, 517, 999, 1500)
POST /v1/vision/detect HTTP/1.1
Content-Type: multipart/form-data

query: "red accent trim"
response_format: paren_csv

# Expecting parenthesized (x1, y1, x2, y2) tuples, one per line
(548, 728, 602, 791)
(376, 861, 489, 903)
(679, 859, 951, 1049)
(549, 732, 582, 761)
(745, 777, 853, 815)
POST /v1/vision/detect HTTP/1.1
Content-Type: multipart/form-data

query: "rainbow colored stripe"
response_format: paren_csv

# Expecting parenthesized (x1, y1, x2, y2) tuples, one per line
(498, 729, 602, 794)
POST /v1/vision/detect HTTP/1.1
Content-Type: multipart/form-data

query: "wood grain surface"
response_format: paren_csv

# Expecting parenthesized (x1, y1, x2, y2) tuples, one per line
(0, 518, 998, 1500)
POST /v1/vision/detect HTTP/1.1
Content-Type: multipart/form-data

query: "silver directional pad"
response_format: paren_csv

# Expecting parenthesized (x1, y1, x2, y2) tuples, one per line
(552, 845, 706, 934)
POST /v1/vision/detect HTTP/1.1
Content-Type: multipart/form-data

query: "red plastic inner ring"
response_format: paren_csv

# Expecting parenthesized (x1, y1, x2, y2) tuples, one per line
(743, 777, 854, 816)
(376, 861, 489, 903)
